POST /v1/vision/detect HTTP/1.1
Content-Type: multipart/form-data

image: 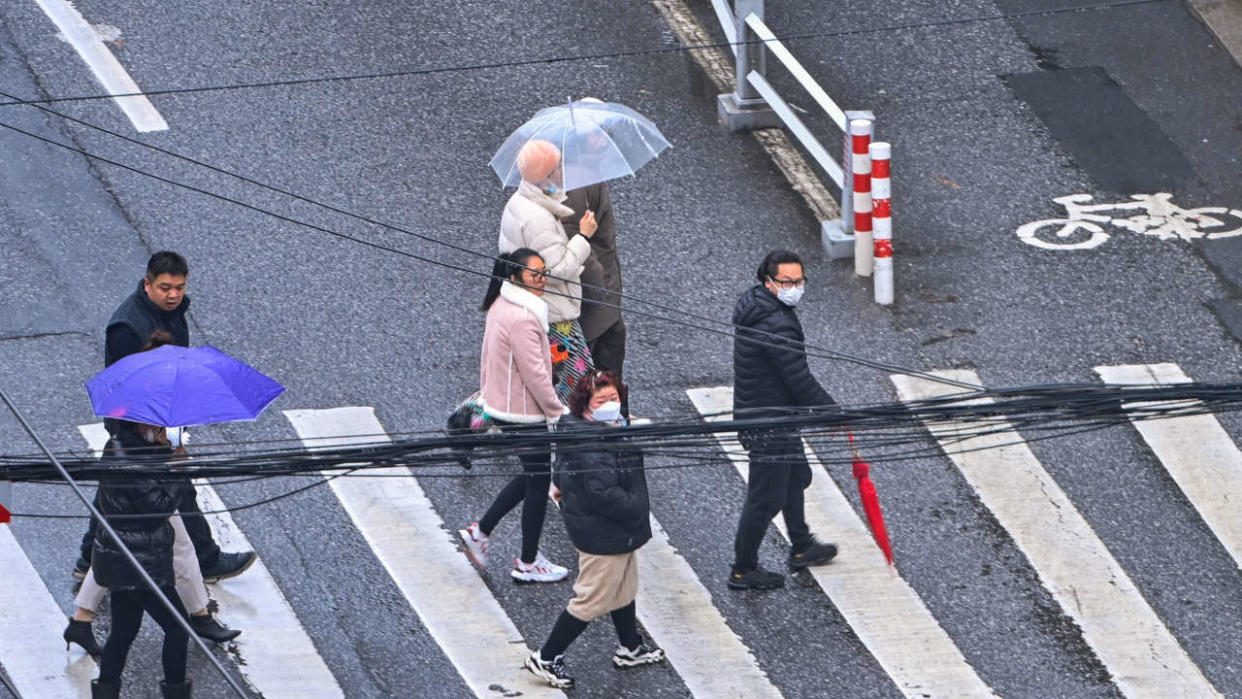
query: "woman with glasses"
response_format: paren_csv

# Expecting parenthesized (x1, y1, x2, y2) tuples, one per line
(499, 139, 598, 403)
(460, 248, 572, 583)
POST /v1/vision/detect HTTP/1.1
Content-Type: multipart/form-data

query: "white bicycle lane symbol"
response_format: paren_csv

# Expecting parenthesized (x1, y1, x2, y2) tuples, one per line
(1016, 193, 1242, 250)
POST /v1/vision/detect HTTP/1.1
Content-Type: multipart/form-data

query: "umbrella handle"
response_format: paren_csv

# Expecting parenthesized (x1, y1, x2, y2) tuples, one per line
(846, 429, 863, 461)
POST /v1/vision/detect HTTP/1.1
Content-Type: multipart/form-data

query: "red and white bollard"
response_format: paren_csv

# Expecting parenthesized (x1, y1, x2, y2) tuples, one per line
(851, 119, 874, 277)
(0, 480, 11, 524)
(870, 142, 893, 305)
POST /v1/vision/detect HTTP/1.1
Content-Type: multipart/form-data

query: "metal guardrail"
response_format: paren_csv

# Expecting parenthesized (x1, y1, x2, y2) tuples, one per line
(709, 0, 738, 56)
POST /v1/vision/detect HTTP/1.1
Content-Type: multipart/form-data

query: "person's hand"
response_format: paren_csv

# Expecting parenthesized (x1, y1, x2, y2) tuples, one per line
(579, 210, 597, 239)
(550, 485, 563, 503)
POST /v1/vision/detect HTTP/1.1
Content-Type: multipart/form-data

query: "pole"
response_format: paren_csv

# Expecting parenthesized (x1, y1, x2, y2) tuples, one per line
(871, 142, 893, 305)
(851, 119, 874, 277)
(0, 387, 248, 698)
(0, 478, 10, 524)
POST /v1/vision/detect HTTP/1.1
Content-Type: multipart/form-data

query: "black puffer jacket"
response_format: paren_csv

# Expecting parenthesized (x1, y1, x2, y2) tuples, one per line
(554, 416, 651, 555)
(92, 429, 181, 591)
(733, 285, 836, 438)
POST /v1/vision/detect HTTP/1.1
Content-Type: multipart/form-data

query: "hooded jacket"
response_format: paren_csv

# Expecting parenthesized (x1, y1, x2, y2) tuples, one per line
(553, 415, 651, 555)
(478, 282, 566, 423)
(499, 180, 591, 324)
(91, 428, 181, 591)
(105, 281, 191, 367)
(732, 284, 836, 434)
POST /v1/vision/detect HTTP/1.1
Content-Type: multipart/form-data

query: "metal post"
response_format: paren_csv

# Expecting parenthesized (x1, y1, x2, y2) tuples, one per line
(821, 110, 874, 259)
(0, 479, 10, 523)
(717, 1, 779, 131)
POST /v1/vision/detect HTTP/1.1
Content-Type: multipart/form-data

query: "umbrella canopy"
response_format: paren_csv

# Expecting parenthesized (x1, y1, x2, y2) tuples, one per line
(490, 99, 671, 191)
(852, 447, 894, 565)
(85, 345, 285, 427)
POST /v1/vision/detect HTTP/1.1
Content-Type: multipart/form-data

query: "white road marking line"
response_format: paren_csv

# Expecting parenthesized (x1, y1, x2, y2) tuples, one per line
(1094, 363, 1242, 572)
(33, 0, 168, 132)
(77, 423, 345, 698)
(0, 526, 95, 699)
(892, 370, 1220, 698)
(686, 387, 994, 698)
(636, 517, 783, 698)
(283, 407, 563, 699)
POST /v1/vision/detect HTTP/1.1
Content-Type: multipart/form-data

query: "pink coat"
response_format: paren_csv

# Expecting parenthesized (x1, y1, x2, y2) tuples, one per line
(479, 282, 566, 423)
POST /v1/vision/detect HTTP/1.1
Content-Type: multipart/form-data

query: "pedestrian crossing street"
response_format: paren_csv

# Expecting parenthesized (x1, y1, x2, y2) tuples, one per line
(2, 362, 1239, 698)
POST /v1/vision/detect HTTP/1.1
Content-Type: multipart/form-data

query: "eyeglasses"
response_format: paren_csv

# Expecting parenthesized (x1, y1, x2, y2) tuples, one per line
(769, 276, 807, 289)
(523, 268, 548, 280)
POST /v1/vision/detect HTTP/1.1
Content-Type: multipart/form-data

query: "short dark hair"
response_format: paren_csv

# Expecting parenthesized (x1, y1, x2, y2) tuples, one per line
(146, 251, 189, 280)
(756, 250, 803, 283)
(141, 330, 175, 351)
(568, 370, 628, 418)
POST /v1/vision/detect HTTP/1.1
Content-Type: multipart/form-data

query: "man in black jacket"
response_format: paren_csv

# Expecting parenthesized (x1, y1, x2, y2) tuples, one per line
(76, 252, 255, 586)
(729, 250, 839, 590)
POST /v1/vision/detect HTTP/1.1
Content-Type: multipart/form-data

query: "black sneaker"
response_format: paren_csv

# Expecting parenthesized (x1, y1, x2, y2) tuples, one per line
(71, 556, 90, 580)
(524, 651, 574, 689)
(613, 639, 666, 668)
(727, 566, 785, 590)
(200, 551, 257, 584)
(789, 540, 838, 570)
(190, 614, 241, 643)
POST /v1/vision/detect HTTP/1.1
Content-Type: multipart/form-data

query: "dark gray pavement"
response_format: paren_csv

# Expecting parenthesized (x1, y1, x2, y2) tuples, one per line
(3, 0, 1242, 697)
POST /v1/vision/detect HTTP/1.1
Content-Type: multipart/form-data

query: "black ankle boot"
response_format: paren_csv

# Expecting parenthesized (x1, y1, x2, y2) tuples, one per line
(161, 679, 192, 698)
(64, 618, 102, 656)
(91, 679, 121, 699)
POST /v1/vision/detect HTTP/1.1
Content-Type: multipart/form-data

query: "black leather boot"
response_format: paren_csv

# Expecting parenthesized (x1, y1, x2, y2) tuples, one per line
(161, 679, 192, 698)
(90, 679, 121, 699)
(64, 618, 102, 656)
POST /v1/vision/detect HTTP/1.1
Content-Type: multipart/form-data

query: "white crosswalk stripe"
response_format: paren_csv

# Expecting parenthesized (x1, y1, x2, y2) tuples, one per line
(892, 369, 1220, 697)
(0, 524, 95, 699)
(1094, 363, 1242, 572)
(686, 386, 994, 698)
(76, 423, 345, 698)
(283, 407, 563, 698)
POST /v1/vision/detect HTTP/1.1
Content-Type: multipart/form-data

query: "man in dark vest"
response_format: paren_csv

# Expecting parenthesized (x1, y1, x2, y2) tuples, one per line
(729, 250, 839, 590)
(75, 252, 256, 585)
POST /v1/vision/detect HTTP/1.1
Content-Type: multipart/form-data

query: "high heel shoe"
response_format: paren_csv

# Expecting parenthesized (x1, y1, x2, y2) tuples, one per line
(64, 618, 102, 656)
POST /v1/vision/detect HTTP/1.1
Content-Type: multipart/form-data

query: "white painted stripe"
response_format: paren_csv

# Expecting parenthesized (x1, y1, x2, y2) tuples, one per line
(636, 516, 783, 698)
(891, 370, 1219, 698)
(33, 0, 168, 132)
(1094, 363, 1242, 572)
(0, 526, 95, 698)
(686, 387, 994, 698)
(283, 407, 562, 699)
(77, 423, 345, 697)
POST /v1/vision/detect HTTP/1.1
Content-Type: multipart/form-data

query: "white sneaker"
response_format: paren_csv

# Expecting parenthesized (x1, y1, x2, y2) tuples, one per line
(511, 552, 569, 583)
(458, 523, 488, 567)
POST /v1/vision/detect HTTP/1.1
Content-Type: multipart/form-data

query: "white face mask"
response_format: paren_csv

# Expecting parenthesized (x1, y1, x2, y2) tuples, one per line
(591, 400, 623, 424)
(775, 285, 805, 307)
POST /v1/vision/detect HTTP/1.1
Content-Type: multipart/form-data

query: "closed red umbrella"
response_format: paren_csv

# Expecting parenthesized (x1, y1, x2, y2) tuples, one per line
(850, 437, 894, 565)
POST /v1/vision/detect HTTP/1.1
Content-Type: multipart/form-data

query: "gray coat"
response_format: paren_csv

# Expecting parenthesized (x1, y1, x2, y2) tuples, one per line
(562, 184, 621, 341)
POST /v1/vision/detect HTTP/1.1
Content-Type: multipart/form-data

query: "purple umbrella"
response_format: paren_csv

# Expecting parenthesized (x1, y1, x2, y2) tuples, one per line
(85, 345, 285, 427)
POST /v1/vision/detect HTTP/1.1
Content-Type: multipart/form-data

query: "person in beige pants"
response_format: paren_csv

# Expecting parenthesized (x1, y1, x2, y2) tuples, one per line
(524, 371, 666, 690)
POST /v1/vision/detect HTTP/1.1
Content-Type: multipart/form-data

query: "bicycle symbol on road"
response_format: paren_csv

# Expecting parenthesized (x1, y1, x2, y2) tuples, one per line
(1016, 193, 1242, 250)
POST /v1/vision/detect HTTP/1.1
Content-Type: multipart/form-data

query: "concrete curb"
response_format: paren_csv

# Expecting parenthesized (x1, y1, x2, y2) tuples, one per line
(1185, 0, 1242, 67)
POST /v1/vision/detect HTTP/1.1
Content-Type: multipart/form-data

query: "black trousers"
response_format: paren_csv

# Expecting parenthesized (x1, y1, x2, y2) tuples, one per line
(98, 586, 189, 684)
(733, 435, 814, 571)
(81, 485, 220, 567)
(478, 420, 552, 564)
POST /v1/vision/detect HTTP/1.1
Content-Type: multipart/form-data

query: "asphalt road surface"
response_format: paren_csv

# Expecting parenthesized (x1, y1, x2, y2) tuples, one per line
(2, 0, 1242, 697)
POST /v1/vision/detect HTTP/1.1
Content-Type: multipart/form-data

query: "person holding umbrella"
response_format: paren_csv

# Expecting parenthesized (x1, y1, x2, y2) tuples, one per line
(730, 250, 840, 590)
(89, 417, 193, 699)
(499, 139, 598, 403)
(75, 251, 256, 585)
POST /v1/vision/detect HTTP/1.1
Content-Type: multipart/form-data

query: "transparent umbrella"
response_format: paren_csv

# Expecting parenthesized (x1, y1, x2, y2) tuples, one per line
(490, 99, 672, 190)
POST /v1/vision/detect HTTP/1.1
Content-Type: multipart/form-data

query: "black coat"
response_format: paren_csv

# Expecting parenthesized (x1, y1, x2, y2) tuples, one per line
(554, 416, 651, 555)
(562, 184, 621, 341)
(732, 285, 836, 440)
(91, 431, 181, 591)
(105, 281, 191, 367)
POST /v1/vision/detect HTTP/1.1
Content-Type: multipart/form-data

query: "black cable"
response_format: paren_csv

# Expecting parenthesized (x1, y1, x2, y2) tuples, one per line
(0, 0, 1168, 108)
(0, 116, 978, 390)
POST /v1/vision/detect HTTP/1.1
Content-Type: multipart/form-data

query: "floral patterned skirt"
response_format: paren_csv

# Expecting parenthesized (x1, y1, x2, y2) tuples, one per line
(548, 319, 594, 404)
